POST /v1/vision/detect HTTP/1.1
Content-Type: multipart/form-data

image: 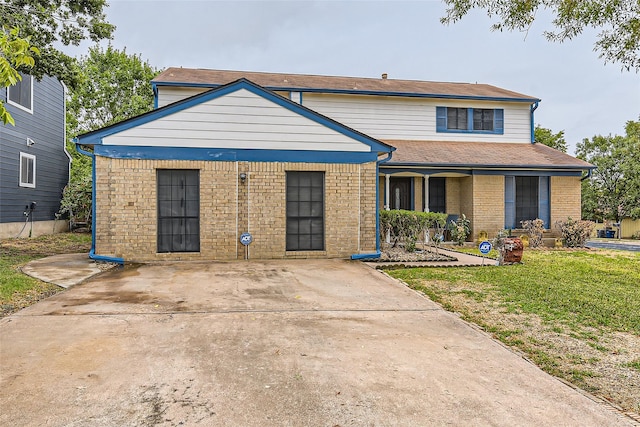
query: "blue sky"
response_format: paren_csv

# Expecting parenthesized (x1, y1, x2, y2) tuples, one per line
(68, 0, 639, 154)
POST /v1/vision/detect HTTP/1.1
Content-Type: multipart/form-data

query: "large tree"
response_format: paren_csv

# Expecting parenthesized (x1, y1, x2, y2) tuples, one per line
(0, 0, 114, 87)
(1, 27, 38, 125)
(534, 125, 567, 152)
(441, 0, 640, 71)
(577, 119, 640, 222)
(66, 44, 160, 180)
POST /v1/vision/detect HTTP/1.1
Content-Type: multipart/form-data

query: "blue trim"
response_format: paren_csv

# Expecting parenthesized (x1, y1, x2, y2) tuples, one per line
(530, 101, 539, 143)
(472, 170, 583, 177)
(152, 82, 158, 109)
(385, 163, 589, 172)
(153, 81, 540, 103)
(93, 145, 380, 164)
(436, 106, 505, 135)
(75, 142, 125, 265)
(380, 167, 473, 175)
(78, 79, 394, 155)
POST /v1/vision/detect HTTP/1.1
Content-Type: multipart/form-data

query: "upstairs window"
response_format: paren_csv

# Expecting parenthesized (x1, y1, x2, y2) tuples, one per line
(19, 152, 36, 188)
(437, 107, 503, 134)
(447, 108, 468, 130)
(7, 73, 33, 113)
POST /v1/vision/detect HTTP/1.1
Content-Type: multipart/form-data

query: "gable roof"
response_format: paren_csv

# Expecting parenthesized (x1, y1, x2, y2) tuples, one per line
(384, 140, 593, 170)
(76, 78, 394, 155)
(153, 68, 540, 103)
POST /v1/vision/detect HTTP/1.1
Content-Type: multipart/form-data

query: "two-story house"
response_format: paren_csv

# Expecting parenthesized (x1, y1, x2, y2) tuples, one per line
(1, 73, 71, 238)
(75, 68, 592, 263)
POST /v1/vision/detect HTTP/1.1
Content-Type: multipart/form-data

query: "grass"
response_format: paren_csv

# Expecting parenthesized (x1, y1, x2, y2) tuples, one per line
(391, 250, 640, 333)
(386, 248, 640, 413)
(0, 233, 91, 316)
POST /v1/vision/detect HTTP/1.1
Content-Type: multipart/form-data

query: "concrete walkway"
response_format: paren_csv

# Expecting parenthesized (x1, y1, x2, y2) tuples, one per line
(369, 247, 495, 268)
(21, 253, 110, 288)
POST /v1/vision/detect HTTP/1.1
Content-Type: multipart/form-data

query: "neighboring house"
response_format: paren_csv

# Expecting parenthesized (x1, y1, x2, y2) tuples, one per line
(0, 73, 71, 238)
(76, 68, 592, 263)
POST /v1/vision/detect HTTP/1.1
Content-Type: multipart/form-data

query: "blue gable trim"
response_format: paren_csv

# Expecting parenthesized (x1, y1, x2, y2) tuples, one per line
(79, 78, 394, 155)
(93, 145, 380, 164)
(153, 81, 540, 103)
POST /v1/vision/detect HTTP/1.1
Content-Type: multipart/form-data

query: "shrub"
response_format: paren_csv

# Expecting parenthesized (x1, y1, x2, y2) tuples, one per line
(521, 218, 545, 248)
(632, 231, 640, 240)
(448, 214, 471, 246)
(379, 210, 447, 252)
(59, 175, 92, 230)
(555, 217, 595, 247)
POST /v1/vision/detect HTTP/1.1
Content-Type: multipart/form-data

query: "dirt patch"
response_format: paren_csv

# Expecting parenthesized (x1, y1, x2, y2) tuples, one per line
(374, 247, 455, 263)
(410, 278, 640, 417)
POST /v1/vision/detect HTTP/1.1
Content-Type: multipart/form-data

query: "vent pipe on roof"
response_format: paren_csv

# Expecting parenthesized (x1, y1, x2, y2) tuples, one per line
(381, 73, 388, 79)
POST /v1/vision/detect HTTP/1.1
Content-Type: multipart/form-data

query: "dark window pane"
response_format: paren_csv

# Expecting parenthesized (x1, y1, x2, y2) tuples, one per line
(473, 109, 494, 131)
(428, 178, 446, 213)
(515, 176, 539, 225)
(157, 170, 200, 253)
(447, 108, 467, 130)
(286, 171, 324, 251)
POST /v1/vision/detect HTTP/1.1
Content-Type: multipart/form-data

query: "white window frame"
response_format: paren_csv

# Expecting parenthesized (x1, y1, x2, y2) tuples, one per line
(19, 152, 36, 188)
(7, 74, 34, 114)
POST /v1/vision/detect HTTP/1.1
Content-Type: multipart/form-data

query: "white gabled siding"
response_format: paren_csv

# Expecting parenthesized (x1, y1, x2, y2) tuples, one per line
(302, 94, 532, 143)
(104, 89, 371, 152)
(157, 87, 209, 107)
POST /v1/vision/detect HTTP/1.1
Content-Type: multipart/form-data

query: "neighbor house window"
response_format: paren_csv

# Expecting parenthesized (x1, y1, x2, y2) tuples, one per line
(19, 152, 36, 188)
(7, 73, 33, 113)
(157, 169, 200, 253)
(505, 176, 550, 229)
(286, 171, 324, 251)
(436, 107, 504, 134)
(428, 177, 446, 213)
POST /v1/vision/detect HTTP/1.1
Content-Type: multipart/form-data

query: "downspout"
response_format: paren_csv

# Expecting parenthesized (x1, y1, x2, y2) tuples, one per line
(152, 82, 159, 109)
(74, 141, 125, 265)
(530, 101, 539, 143)
(351, 151, 393, 260)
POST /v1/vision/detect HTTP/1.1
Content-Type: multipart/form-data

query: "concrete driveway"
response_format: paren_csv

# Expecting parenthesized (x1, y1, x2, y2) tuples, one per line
(0, 260, 632, 426)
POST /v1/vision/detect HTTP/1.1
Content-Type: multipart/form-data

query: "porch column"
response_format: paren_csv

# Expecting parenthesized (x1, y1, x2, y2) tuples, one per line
(384, 174, 391, 211)
(424, 175, 429, 212)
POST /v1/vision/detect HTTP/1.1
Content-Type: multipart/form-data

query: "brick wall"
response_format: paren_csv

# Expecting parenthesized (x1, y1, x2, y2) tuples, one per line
(94, 157, 377, 261)
(550, 176, 582, 226)
(470, 175, 505, 240)
(445, 177, 461, 215)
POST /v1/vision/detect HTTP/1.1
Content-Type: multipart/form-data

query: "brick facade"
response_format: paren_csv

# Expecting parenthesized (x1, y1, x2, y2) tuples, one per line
(94, 157, 377, 262)
(550, 176, 582, 226)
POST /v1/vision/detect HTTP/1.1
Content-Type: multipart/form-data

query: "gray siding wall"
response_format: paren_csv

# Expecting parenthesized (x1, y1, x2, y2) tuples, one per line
(0, 75, 69, 224)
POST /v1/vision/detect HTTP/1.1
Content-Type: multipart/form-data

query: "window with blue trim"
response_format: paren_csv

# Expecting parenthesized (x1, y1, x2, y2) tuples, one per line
(436, 107, 504, 134)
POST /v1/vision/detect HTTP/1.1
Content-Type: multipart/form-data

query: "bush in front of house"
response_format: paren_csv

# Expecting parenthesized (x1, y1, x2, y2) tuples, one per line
(59, 175, 92, 230)
(448, 214, 471, 246)
(555, 217, 595, 247)
(521, 218, 545, 248)
(380, 210, 447, 252)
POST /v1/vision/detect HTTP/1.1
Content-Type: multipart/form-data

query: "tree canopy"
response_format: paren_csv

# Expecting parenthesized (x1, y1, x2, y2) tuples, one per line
(577, 119, 640, 222)
(534, 125, 568, 152)
(1, 27, 39, 125)
(66, 44, 160, 181)
(0, 0, 114, 87)
(441, 0, 640, 71)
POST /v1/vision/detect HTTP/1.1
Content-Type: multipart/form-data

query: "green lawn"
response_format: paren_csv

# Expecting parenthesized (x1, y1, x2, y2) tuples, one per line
(0, 233, 91, 315)
(387, 248, 640, 413)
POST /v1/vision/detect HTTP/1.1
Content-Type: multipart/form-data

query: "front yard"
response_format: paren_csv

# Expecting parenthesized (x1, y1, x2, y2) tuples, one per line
(387, 248, 640, 416)
(0, 233, 91, 316)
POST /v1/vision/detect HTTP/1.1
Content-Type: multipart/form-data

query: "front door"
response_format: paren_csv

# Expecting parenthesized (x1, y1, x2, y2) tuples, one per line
(390, 177, 412, 210)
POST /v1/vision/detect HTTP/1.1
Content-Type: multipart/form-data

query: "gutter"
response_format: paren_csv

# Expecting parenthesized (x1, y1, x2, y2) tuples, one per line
(581, 168, 594, 181)
(350, 151, 394, 260)
(75, 141, 125, 265)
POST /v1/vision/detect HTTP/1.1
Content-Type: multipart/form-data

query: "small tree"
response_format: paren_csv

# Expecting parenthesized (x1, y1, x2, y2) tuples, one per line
(59, 176, 92, 230)
(448, 214, 471, 246)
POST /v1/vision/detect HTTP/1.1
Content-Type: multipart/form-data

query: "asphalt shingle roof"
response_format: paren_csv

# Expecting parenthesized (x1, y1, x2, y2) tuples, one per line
(153, 68, 539, 101)
(383, 140, 593, 169)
